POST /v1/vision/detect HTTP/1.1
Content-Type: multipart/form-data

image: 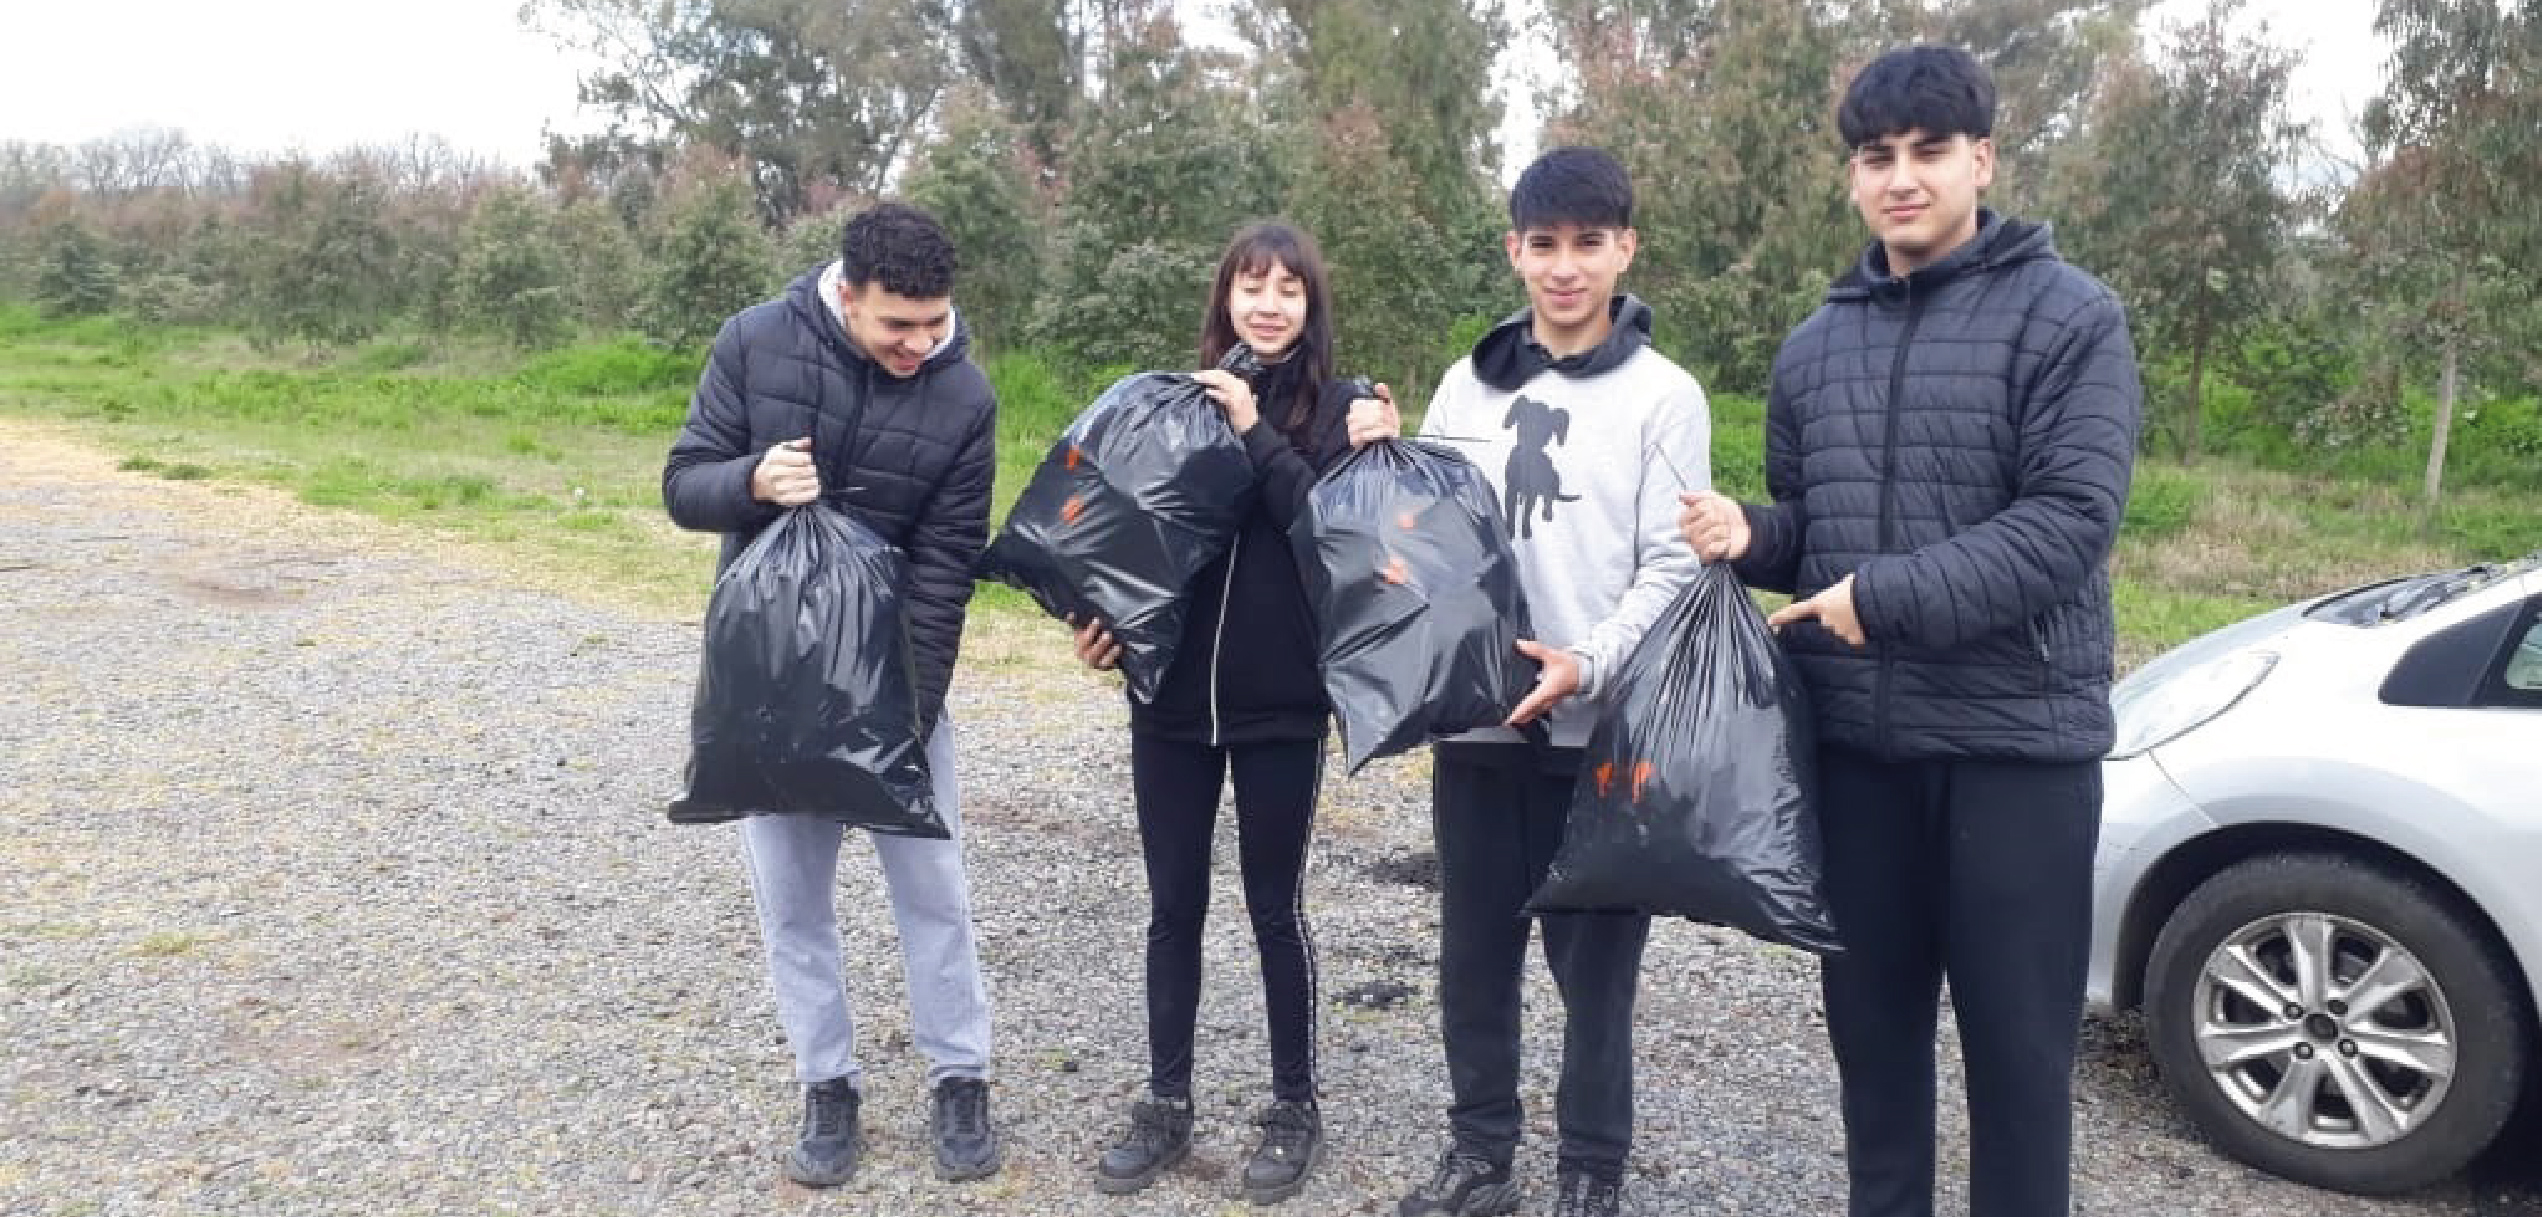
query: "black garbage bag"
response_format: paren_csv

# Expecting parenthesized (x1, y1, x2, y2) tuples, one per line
(667, 500, 946, 838)
(1525, 562, 1840, 954)
(974, 371, 1255, 703)
(1291, 438, 1536, 772)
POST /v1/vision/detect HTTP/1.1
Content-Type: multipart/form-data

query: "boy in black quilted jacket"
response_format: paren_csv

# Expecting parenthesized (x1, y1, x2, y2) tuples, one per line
(1680, 46, 2143, 1217)
(663, 202, 1001, 1190)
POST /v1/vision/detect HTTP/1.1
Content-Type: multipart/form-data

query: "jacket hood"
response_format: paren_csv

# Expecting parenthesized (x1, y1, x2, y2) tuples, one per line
(785, 263, 972, 378)
(1470, 294, 1653, 391)
(1828, 209, 2058, 304)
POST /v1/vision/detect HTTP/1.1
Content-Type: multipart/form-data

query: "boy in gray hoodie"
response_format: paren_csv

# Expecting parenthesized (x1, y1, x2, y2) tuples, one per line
(1385, 146, 1708, 1217)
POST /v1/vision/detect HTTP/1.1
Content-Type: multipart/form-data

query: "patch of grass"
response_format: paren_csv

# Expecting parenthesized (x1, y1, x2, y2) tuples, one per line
(983, 346, 1098, 524)
(4, 314, 2533, 664)
(516, 335, 699, 396)
(133, 930, 212, 957)
(118, 455, 212, 481)
(1710, 394, 1765, 499)
(346, 338, 434, 373)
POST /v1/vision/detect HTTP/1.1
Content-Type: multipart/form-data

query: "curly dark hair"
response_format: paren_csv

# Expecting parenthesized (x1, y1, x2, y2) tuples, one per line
(839, 202, 958, 298)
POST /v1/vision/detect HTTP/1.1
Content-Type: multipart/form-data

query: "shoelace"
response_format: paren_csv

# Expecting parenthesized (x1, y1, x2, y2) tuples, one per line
(1120, 1102, 1185, 1153)
(806, 1086, 855, 1137)
(1554, 1174, 1619, 1217)
(940, 1080, 988, 1136)
(1418, 1152, 1497, 1199)
(1256, 1104, 1316, 1157)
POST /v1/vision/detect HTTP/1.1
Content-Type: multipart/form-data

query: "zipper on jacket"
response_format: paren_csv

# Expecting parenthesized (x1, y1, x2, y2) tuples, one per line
(1873, 283, 1925, 757)
(1208, 532, 1241, 746)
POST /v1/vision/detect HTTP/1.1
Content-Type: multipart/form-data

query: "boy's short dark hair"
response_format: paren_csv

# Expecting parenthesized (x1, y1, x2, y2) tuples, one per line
(1838, 46, 1997, 148)
(839, 202, 958, 298)
(1509, 146, 1633, 232)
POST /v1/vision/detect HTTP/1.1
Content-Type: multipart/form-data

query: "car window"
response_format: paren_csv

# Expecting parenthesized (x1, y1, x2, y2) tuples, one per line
(2508, 621, 2542, 692)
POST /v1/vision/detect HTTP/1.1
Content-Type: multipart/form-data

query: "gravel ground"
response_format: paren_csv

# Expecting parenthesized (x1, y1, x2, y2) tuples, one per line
(3, 422, 2536, 1217)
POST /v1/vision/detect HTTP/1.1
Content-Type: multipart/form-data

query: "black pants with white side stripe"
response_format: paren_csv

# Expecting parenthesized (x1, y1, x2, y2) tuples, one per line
(1131, 733, 1324, 1104)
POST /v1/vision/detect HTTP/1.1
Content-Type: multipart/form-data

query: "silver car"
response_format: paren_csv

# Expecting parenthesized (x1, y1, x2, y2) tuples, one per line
(2089, 552, 2542, 1195)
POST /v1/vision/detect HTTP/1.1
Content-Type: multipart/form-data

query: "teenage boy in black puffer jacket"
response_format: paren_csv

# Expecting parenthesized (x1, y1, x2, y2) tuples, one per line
(1682, 46, 2142, 1217)
(663, 202, 1001, 1190)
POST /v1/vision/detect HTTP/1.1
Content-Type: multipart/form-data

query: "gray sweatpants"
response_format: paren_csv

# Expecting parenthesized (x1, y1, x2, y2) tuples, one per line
(740, 717, 992, 1089)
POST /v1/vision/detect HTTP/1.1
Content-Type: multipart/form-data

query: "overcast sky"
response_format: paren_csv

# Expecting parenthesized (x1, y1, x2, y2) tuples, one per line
(0, 0, 2387, 174)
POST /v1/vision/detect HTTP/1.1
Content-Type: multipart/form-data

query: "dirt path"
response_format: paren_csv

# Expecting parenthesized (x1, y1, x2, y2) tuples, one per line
(4, 418, 2534, 1217)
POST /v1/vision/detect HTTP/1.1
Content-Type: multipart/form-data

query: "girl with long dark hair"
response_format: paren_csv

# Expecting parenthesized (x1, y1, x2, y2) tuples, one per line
(1068, 220, 1389, 1205)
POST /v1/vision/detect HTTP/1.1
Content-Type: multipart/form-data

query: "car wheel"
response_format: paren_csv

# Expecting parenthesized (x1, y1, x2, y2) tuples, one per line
(2144, 852, 2529, 1195)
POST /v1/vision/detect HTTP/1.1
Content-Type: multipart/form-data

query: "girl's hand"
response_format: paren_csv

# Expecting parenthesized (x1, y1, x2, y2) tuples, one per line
(1347, 383, 1399, 448)
(1193, 369, 1259, 433)
(1067, 614, 1122, 670)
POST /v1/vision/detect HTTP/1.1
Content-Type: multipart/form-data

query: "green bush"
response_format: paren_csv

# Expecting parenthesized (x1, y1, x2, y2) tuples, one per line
(125, 272, 227, 326)
(34, 223, 118, 318)
(2125, 464, 2205, 538)
(905, 89, 1044, 356)
(644, 166, 772, 347)
(771, 205, 855, 285)
(456, 188, 572, 349)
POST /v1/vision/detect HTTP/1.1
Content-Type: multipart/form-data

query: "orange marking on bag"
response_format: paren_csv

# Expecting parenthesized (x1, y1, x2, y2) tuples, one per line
(1593, 761, 1616, 798)
(1380, 553, 1410, 585)
(1396, 511, 1418, 530)
(1061, 495, 1086, 525)
(1064, 445, 1083, 471)
(1630, 761, 1654, 804)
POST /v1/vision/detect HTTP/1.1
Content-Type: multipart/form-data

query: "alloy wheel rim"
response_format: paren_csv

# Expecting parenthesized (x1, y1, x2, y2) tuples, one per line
(2191, 911, 2458, 1149)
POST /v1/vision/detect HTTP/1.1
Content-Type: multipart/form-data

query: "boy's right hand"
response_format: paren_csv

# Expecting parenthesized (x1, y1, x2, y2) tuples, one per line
(1068, 615, 1122, 671)
(1679, 491, 1751, 561)
(751, 437, 820, 505)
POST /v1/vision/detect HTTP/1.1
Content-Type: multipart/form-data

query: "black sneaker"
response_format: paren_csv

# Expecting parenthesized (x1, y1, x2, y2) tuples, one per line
(783, 1076, 861, 1188)
(1093, 1096, 1194, 1195)
(1395, 1147, 1519, 1216)
(1239, 1099, 1323, 1205)
(930, 1075, 1002, 1181)
(1551, 1171, 1621, 1217)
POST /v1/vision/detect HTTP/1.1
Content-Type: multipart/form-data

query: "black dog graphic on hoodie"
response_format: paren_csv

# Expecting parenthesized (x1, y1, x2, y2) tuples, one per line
(1502, 394, 1578, 539)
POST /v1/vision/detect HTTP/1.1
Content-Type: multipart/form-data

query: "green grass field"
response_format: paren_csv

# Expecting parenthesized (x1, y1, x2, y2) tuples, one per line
(2, 304, 2534, 670)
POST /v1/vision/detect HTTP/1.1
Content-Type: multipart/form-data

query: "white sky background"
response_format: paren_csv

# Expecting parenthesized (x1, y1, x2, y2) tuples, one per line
(0, 0, 2386, 176)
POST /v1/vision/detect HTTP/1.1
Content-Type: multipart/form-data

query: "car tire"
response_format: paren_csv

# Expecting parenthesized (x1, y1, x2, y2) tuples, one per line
(2144, 852, 2529, 1195)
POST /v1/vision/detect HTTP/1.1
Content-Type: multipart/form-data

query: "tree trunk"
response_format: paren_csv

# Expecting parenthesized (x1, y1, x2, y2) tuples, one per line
(2183, 308, 2211, 466)
(2424, 335, 2458, 512)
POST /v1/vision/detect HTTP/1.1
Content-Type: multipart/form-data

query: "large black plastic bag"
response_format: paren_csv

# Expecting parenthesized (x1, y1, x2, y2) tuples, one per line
(667, 500, 946, 838)
(974, 372, 1255, 703)
(1291, 438, 1536, 772)
(1525, 563, 1840, 953)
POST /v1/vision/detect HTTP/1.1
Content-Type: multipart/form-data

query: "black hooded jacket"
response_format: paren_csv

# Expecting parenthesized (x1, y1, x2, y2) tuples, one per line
(662, 265, 997, 733)
(1129, 365, 1359, 744)
(1732, 211, 2141, 762)
(1471, 294, 1653, 391)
